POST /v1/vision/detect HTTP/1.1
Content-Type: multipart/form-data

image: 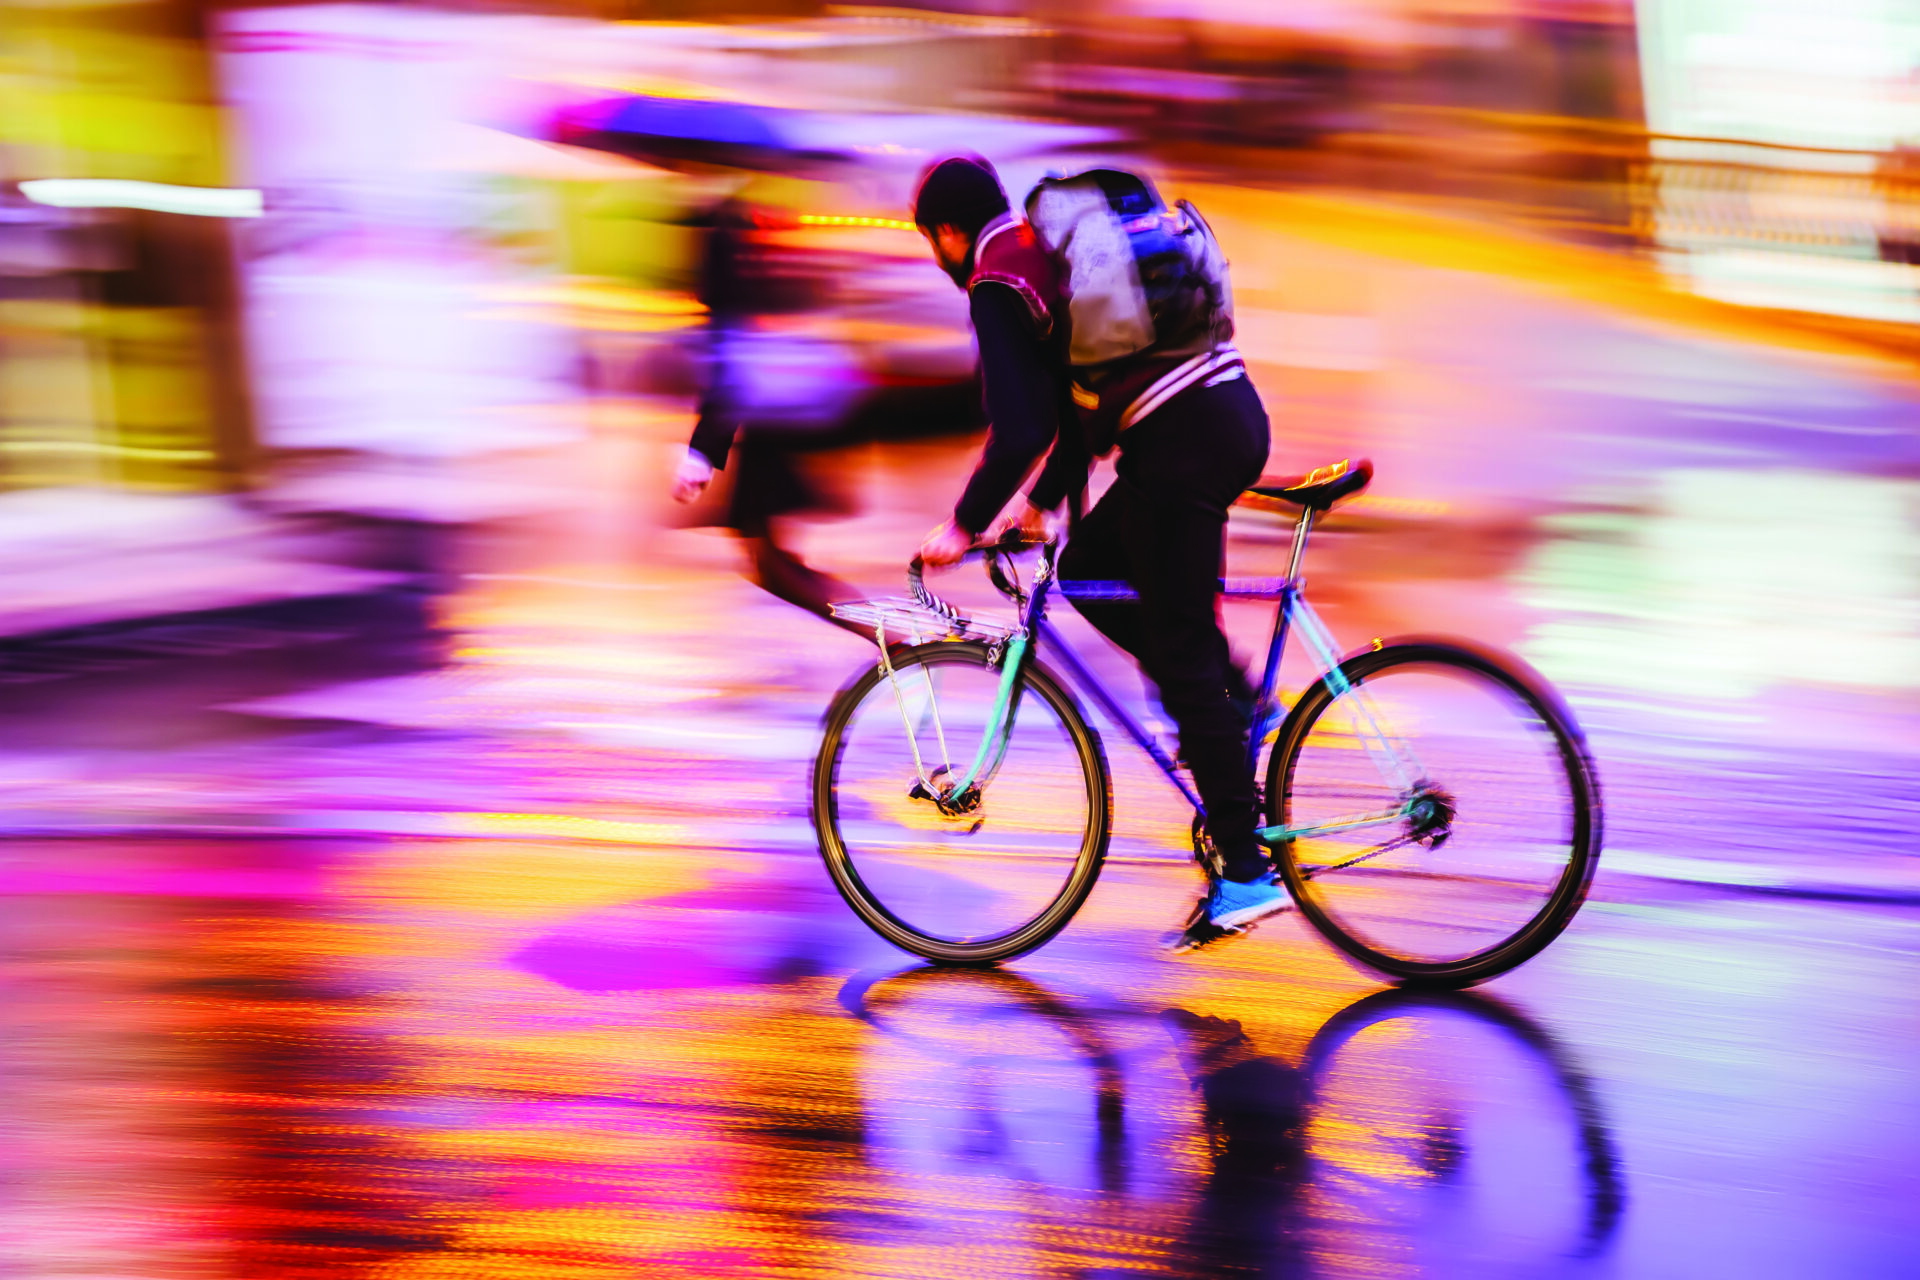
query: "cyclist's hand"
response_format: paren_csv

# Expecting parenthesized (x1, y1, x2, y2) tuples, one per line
(918, 517, 973, 567)
(671, 449, 714, 504)
(993, 500, 1052, 544)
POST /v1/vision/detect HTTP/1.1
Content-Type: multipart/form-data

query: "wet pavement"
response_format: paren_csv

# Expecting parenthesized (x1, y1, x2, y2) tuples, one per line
(4, 829, 1916, 1278)
(4, 204, 1919, 1277)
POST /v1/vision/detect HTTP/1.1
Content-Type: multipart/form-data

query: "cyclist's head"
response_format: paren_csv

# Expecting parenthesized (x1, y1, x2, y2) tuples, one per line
(912, 154, 1008, 285)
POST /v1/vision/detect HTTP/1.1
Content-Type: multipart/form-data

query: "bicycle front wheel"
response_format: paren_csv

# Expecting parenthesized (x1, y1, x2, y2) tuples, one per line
(1268, 641, 1601, 987)
(813, 641, 1111, 964)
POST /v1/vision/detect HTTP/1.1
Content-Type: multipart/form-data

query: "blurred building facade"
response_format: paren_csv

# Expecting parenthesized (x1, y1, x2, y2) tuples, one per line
(0, 0, 249, 493)
(0, 0, 352, 643)
(0, 0, 1912, 640)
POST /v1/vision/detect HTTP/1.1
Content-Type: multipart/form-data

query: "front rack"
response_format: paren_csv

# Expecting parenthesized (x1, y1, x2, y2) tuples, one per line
(829, 596, 1015, 648)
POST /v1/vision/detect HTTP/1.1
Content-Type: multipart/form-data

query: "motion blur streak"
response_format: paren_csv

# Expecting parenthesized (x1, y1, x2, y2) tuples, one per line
(0, 0, 1915, 1277)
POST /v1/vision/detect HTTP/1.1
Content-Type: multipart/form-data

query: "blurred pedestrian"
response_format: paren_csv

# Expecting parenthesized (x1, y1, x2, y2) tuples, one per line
(670, 193, 871, 640)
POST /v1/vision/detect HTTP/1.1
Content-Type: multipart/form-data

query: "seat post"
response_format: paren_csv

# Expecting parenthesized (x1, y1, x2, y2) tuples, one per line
(1286, 508, 1316, 584)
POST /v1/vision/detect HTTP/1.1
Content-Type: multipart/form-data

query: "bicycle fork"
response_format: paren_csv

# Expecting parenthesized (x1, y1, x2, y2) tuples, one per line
(881, 622, 1029, 815)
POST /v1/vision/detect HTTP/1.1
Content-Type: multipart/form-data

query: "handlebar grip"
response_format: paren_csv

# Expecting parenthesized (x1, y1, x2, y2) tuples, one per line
(906, 556, 966, 625)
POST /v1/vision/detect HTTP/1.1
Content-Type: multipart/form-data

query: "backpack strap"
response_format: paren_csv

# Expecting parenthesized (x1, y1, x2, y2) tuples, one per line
(967, 214, 1061, 339)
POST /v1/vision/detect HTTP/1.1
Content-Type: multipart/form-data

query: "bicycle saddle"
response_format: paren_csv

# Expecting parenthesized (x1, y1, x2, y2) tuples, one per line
(1246, 457, 1373, 510)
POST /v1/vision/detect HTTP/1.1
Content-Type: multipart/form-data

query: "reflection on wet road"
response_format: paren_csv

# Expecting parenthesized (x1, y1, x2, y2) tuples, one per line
(5, 829, 1915, 1278)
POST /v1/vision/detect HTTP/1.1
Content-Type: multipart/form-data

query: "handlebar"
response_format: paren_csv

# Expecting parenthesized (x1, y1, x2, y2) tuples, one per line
(908, 529, 1055, 623)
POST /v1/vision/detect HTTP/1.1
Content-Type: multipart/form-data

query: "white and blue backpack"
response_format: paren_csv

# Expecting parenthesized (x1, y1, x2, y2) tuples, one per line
(1023, 168, 1234, 369)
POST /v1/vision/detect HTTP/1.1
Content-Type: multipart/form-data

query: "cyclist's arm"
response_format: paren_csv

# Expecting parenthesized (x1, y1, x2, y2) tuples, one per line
(1024, 392, 1090, 517)
(687, 407, 734, 472)
(952, 282, 1063, 536)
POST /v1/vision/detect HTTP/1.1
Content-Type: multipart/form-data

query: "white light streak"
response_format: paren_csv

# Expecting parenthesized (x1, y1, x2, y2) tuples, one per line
(20, 180, 264, 218)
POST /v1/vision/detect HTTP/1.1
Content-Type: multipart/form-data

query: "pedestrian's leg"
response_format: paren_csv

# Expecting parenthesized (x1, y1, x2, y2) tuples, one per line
(728, 433, 870, 641)
(743, 530, 871, 640)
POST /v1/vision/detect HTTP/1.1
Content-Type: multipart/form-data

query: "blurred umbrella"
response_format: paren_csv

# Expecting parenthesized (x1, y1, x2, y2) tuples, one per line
(554, 95, 843, 172)
(433, 122, 668, 181)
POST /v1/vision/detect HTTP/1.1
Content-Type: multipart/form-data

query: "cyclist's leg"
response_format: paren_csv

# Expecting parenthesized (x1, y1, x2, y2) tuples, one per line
(1059, 463, 1256, 709)
(1059, 506, 1267, 882)
(1057, 480, 1145, 654)
(1117, 379, 1271, 881)
(1062, 472, 1264, 877)
(1130, 501, 1267, 879)
(1061, 483, 1256, 860)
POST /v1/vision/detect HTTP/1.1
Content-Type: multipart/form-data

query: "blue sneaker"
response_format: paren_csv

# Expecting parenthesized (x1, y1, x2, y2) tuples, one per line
(1206, 872, 1289, 931)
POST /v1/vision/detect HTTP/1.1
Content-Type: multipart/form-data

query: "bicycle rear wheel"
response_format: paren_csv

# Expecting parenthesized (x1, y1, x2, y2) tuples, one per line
(813, 641, 1111, 964)
(1267, 641, 1600, 987)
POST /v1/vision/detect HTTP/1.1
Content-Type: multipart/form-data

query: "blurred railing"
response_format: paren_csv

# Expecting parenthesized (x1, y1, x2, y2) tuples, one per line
(1221, 102, 1920, 324)
(1348, 107, 1900, 246)
(1634, 141, 1914, 261)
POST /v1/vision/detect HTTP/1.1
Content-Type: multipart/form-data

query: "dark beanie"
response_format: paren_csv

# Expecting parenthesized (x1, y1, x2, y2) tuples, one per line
(911, 154, 1010, 238)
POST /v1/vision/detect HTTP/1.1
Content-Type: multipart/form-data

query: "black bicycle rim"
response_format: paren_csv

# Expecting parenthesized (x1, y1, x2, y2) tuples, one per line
(812, 642, 1112, 965)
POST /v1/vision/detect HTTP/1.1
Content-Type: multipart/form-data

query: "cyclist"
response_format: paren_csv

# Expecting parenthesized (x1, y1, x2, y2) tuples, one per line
(911, 155, 1285, 932)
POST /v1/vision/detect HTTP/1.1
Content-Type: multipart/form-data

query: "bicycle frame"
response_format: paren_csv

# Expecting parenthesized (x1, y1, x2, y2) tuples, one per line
(892, 508, 1430, 852)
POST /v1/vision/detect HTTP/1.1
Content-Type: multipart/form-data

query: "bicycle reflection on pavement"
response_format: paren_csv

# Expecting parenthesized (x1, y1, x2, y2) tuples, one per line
(840, 967, 1626, 1278)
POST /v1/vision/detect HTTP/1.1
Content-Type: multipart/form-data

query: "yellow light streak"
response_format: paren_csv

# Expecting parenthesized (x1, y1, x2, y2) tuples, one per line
(797, 213, 918, 231)
(476, 281, 706, 315)
(0, 440, 214, 461)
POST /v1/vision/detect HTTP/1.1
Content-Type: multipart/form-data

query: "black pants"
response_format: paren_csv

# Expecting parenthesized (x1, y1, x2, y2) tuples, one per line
(1060, 375, 1271, 881)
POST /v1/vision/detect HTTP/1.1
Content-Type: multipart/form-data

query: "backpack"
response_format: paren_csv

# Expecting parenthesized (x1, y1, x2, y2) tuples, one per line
(1023, 169, 1234, 368)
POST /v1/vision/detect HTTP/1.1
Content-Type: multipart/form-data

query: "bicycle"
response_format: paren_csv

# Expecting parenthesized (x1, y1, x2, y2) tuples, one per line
(812, 459, 1602, 987)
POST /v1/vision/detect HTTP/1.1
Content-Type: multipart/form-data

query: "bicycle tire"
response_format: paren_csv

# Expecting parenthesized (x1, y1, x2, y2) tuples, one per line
(812, 641, 1112, 965)
(1266, 640, 1601, 988)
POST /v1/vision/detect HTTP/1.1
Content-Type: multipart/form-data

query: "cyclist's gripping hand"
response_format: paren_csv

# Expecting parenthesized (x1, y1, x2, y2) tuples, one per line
(918, 517, 973, 567)
(991, 498, 1053, 545)
(672, 449, 714, 504)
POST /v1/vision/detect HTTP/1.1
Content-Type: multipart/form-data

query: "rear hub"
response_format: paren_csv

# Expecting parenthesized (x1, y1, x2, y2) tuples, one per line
(1405, 786, 1456, 848)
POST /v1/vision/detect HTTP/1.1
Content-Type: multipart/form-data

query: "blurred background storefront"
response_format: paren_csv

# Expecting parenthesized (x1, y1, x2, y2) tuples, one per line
(0, 0, 332, 641)
(0, 0, 247, 496)
(0, 0, 1912, 645)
